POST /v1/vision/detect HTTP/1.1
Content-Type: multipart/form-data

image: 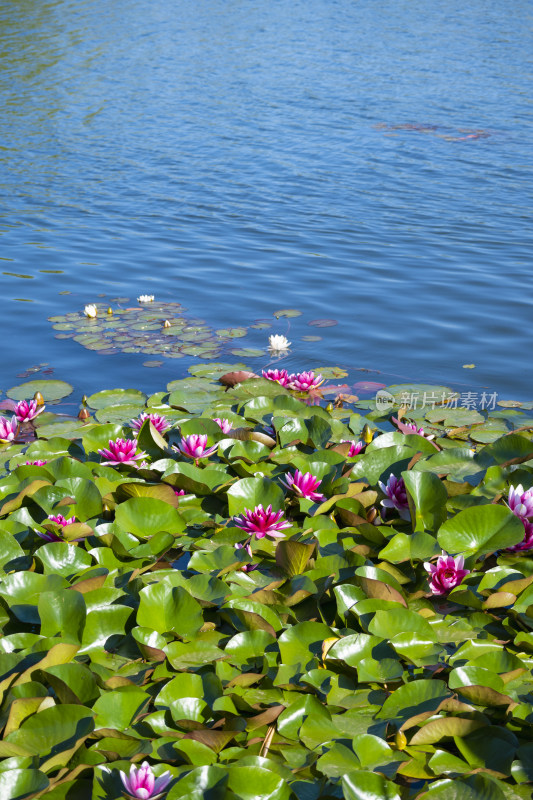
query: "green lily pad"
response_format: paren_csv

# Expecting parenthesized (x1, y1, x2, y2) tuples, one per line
(7, 380, 73, 402)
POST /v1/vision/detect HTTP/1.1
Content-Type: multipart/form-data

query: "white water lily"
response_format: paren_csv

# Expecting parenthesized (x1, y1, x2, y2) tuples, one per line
(268, 334, 291, 351)
(84, 304, 97, 318)
(137, 294, 154, 303)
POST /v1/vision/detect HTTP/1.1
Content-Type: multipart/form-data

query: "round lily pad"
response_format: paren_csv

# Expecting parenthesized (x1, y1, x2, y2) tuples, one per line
(273, 309, 302, 318)
(7, 379, 73, 401)
(86, 388, 147, 409)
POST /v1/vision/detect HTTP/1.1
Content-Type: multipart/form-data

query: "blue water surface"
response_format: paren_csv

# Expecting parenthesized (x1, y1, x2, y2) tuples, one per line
(0, 0, 531, 403)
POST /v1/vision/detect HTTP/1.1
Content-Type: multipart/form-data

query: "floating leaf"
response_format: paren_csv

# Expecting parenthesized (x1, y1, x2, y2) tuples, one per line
(7, 380, 73, 402)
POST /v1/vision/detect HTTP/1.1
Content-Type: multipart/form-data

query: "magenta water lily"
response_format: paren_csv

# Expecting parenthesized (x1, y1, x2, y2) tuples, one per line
(282, 469, 325, 502)
(38, 514, 77, 542)
(130, 412, 171, 435)
(262, 368, 291, 386)
(507, 484, 533, 519)
(174, 434, 217, 461)
(98, 438, 147, 466)
(0, 415, 18, 442)
(213, 417, 233, 433)
(233, 503, 291, 539)
(341, 439, 365, 456)
(424, 552, 469, 595)
(14, 399, 45, 423)
(288, 371, 324, 391)
(119, 761, 171, 800)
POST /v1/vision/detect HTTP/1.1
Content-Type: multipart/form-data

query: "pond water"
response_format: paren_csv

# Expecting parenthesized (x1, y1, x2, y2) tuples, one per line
(0, 0, 532, 407)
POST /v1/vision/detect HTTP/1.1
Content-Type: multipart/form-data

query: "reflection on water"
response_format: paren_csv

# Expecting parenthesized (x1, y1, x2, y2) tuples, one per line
(0, 0, 532, 401)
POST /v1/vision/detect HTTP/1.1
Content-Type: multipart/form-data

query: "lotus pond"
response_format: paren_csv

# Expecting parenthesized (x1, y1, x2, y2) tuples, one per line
(0, 365, 533, 800)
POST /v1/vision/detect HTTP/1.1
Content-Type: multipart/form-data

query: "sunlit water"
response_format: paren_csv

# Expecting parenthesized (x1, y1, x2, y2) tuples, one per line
(0, 0, 532, 406)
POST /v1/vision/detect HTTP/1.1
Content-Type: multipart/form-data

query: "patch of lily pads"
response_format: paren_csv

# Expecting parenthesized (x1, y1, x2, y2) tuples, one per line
(0, 368, 533, 799)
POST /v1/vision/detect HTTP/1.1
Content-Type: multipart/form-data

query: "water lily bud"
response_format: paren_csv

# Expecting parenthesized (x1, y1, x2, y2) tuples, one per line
(81, 395, 88, 405)
(106, 307, 113, 315)
(78, 408, 90, 420)
(362, 423, 374, 444)
(395, 730, 407, 750)
(33, 391, 45, 406)
(163, 320, 171, 328)
(325, 402, 334, 412)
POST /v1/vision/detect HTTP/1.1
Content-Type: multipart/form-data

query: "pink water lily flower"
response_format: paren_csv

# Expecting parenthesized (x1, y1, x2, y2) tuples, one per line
(119, 761, 171, 800)
(233, 503, 291, 539)
(341, 439, 365, 456)
(506, 519, 533, 552)
(507, 484, 533, 520)
(288, 371, 324, 392)
(25, 460, 48, 466)
(98, 438, 147, 466)
(235, 541, 257, 572)
(378, 474, 410, 520)
(130, 412, 171, 435)
(424, 552, 469, 595)
(213, 418, 233, 434)
(38, 514, 77, 542)
(281, 469, 325, 502)
(0, 415, 18, 442)
(174, 434, 217, 461)
(262, 368, 291, 387)
(14, 400, 45, 423)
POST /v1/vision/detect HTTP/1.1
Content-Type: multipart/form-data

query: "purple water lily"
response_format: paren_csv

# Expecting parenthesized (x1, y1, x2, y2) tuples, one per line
(233, 504, 291, 539)
(378, 473, 410, 520)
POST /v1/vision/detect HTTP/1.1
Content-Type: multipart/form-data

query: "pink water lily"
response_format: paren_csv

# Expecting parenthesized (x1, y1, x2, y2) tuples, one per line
(341, 439, 365, 456)
(378, 474, 410, 520)
(38, 514, 77, 543)
(173, 488, 186, 496)
(507, 519, 533, 552)
(213, 418, 233, 434)
(174, 434, 217, 461)
(0, 415, 18, 442)
(98, 438, 147, 466)
(507, 484, 533, 520)
(235, 541, 257, 572)
(119, 761, 171, 800)
(130, 412, 171, 435)
(262, 368, 291, 387)
(281, 469, 325, 502)
(288, 371, 324, 392)
(14, 400, 45, 423)
(233, 503, 291, 539)
(25, 460, 48, 466)
(424, 552, 469, 595)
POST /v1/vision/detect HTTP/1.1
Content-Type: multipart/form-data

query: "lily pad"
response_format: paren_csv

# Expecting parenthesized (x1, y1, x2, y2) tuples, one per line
(7, 380, 73, 402)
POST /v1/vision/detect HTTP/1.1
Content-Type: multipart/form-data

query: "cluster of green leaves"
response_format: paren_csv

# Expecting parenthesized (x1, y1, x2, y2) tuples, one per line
(0, 370, 533, 800)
